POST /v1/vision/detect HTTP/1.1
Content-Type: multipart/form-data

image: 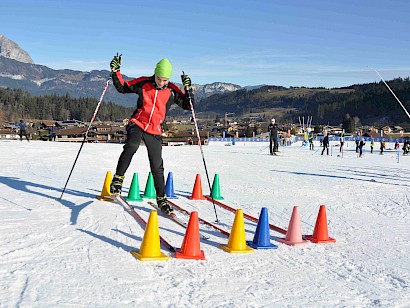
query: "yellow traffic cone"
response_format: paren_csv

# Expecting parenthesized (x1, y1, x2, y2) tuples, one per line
(220, 209, 254, 254)
(131, 211, 169, 261)
(96, 171, 113, 201)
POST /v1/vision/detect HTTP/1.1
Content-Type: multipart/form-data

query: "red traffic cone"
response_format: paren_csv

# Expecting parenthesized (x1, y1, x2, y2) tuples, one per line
(305, 205, 336, 243)
(188, 174, 207, 200)
(278, 206, 308, 246)
(175, 211, 206, 260)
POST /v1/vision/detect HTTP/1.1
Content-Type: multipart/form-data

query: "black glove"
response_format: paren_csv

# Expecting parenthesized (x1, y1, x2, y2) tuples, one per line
(110, 53, 122, 73)
(181, 72, 192, 89)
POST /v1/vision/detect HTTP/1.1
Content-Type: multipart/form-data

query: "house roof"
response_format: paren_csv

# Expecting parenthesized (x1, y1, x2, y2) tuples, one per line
(56, 127, 88, 135)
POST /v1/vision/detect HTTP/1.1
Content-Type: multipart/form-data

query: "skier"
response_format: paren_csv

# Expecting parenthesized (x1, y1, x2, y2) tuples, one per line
(321, 132, 329, 155)
(18, 120, 30, 141)
(109, 54, 194, 215)
(358, 138, 366, 157)
(339, 133, 344, 152)
(380, 139, 385, 155)
(403, 138, 409, 155)
(355, 134, 360, 153)
(370, 138, 374, 154)
(309, 133, 314, 150)
(268, 118, 279, 155)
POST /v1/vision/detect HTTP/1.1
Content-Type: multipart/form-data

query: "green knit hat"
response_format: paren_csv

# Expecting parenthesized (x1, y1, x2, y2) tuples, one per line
(154, 58, 173, 79)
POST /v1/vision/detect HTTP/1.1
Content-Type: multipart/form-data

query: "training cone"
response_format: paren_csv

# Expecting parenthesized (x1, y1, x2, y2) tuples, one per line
(143, 172, 156, 199)
(247, 207, 278, 249)
(220, 209, 254, 254)
(305, 205, 336, 243)
(188, 174, 207, 200)
(278, 206, 308, 246)
(210, 174, 224, 200)
(165, 172, 177, 199)
(130, 210, 169, 261)
(126, 173, 143, 202)
(96, 171, 113, 201)
(175, 211, 206, 260)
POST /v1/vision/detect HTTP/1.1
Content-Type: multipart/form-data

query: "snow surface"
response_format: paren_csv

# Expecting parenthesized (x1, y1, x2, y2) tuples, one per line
(0, 139, 409, 307)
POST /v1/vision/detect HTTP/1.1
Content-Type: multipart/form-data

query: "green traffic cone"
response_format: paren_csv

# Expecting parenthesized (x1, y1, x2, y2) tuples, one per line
(143, 172, 156, 199)
(126, 173, 143, 202)
(211, 174, 224, 200)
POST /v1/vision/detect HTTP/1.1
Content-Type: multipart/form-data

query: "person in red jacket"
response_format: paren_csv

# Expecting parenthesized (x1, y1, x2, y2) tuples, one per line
(109, 54, 193, 215)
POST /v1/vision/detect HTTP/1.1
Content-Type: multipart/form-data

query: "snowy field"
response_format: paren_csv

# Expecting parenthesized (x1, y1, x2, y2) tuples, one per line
(0, 139, 409, 307)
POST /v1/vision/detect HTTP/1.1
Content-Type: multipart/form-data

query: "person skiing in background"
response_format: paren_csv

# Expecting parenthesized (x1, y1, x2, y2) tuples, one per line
(339, 133, 344, 152)
(18, 119, 29, 141)
(370, 138, 374, 153)
(309, 133, 314, 150)
(380, 139, 385, 155)
(355, 134, 360, 153)
(321, 132, 329, 155)
(403, 138, 409, 155)
(358, 138, 366, 157)
(268, 118, 279, 155)
(109, 54, 194, 215)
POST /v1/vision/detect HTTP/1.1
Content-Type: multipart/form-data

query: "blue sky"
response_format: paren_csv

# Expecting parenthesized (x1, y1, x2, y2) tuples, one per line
(1, 0, 409, 87)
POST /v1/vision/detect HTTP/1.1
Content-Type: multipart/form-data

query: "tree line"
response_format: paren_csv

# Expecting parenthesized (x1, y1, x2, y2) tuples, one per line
(196, 78, 410, 130)
(0, 88, 133, 122)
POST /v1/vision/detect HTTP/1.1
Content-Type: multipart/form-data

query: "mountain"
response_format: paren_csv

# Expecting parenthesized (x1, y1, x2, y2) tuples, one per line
(0, 55, 242, 107)
(0, 34, 34, 64)
(0, 34, 242, 108)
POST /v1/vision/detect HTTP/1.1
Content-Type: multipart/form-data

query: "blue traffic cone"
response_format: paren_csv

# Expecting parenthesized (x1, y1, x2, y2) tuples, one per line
(247, 207, 278, 249)
(165, 172, 177, 199)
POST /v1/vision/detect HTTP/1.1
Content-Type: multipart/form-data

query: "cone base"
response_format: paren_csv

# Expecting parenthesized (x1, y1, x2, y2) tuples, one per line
(188, 196, 207, 200)
(166, 195, 178, 199)
(305, 235, 336, 243)
(277, 238, 309, 246)
(125, 197, 143, 202)
(142, 195, 156, 199)
(175, 249, 206, 260)
(247, 241, 278, 249)
(130, 250, 169, 261)
(96, 195, 113, 201)
(219, 244, 254, 254)
(209, 195, 224, 200)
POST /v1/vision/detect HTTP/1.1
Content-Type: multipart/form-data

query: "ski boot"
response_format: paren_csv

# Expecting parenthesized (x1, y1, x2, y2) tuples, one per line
(156, 195, 174, 216)
(110, 174, 125, 195)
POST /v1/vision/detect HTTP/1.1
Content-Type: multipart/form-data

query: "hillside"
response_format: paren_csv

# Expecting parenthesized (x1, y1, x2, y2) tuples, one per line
(196, 80, 410, 128)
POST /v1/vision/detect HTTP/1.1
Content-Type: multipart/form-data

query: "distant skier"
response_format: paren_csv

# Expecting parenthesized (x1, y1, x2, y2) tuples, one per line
(108, 54, 194, 215)
(339, 133, 344, 152)
(18, 120, 29, 142)
(268, 118, 279, 155)
(380, 139, 385, 155)
(370, 139, 374, 154)
(321, 133, 329, 155)
(403, 139, 409, 155)
(358, 138, 366, 157)
(309, 134, 314, 150)
(355, 134, 360, 153)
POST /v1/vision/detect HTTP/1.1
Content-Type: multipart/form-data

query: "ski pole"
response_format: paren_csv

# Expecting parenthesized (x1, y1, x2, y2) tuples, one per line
(181, 71, 219, 222)
(372, 68, 410, 119)
(59, 76, 111, 200)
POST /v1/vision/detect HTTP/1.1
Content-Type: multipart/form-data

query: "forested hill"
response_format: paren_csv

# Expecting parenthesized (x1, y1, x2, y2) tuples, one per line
(0, 87, 133, 122)
(196, 78, 410, 128)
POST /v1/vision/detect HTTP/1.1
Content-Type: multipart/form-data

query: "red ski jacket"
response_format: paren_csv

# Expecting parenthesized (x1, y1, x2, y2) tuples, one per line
(112, 71, 192, 135)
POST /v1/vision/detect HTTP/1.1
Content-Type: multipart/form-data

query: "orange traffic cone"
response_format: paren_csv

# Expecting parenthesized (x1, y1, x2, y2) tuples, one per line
(188, 174, 207, 200)
(175, 211, 206, 260)
(277, 206, 308, 246)
(220, 209, 254, 254)
(305, 205, 336, 243)
(96, 171, 113, 201)
(130, 211, 169, 261)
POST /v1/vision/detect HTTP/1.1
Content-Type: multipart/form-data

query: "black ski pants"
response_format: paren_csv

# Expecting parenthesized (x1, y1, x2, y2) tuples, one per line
(115, 123, 165, 197)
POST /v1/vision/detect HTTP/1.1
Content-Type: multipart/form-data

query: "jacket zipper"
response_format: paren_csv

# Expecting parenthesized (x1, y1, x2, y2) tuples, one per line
(144, 89, 158, 131)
